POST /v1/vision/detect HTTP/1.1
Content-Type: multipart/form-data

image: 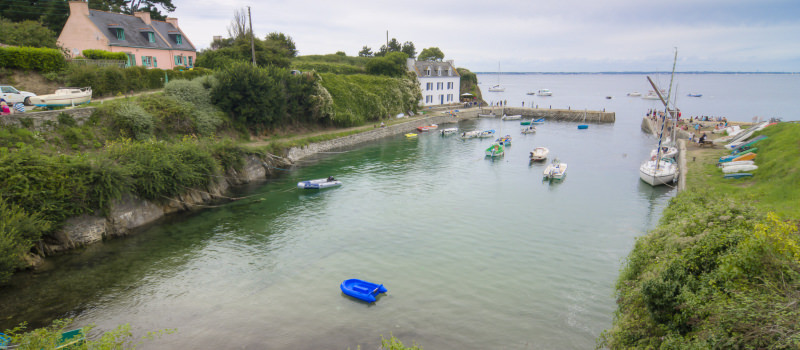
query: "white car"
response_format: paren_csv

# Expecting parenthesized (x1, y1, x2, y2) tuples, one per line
(1, 85, 37, 106)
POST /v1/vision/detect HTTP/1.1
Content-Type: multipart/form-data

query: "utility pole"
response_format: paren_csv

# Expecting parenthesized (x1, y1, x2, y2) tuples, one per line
(248, 6, 256, 66)
(386, 30, 388, 51)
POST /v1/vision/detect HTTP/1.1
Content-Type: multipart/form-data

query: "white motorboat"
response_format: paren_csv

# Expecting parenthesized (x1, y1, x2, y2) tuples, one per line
(537, 89, 553, 96)
(297, 177, 342, 189)
(478, 112, 497, 117)
(501, 114, 522, 120)
(650, 146, 678, 159)
(521, 126, 536, 134)
(639, 159, 677, 186)
(28, 87, 92, 107)
(627, 92, 642, 97)
(440, 127, 458, 135)
(460, 130, 481, 139)
(543, 158, 567, 180)
(529, 147, 549, 161)
(478, 129, 496, 138)
(722, 164, 758, 174)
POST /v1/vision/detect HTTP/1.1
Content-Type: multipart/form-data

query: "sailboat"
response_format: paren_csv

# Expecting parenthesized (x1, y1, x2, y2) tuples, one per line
(639, 49, 679, 187)
(488, 62, 505, 92)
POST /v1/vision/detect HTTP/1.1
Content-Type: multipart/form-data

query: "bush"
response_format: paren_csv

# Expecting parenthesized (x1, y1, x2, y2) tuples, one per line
(81, 49, 127, 61)
(95, 101, 153, 140)
(0, 18, 59, 49)
(318, 72, 420, 126)
(0, 46, 66, 73)
(164, 79, 211, 107)
(366, 52, 408, 77)
(0, 197, 51, 284)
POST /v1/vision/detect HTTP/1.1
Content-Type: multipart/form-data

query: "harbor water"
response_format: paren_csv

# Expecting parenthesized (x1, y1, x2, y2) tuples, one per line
(0, 73, 796, 349)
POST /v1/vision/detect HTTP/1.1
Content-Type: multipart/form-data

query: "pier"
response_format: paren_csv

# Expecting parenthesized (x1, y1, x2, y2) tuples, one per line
(457, 106, 615, 123)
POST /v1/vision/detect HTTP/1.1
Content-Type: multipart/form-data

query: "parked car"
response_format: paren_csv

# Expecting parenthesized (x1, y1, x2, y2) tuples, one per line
(0, 85, 37, 106)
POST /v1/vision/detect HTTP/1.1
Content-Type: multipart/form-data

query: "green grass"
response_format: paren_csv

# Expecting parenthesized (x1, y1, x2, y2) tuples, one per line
(686, 123, 800, 218)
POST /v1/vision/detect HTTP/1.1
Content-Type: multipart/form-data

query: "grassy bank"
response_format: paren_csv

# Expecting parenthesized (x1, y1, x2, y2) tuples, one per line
(601, 123, 800, 349)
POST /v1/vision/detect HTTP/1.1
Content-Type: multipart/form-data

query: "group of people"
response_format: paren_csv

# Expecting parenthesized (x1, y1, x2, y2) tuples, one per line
(0, 98, 24, 115)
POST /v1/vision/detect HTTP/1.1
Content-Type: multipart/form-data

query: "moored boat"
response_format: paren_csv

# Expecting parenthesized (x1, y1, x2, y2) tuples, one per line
(687, 93, 702, 97)
(488, 85, 505, 92)
(416, 124, 438, 132)
(405, 133, 418, 138)
(485, 143, 505, 157)
(537, 89, 553, 96)
(520, 120, 532, 125)
(495, 135, 512, 146)
(650, 146, 678, 159)
(478, 112, 497, 117)
(532, 118, 545, 124)
(521, 125, 536, 134)
(297, 177, 342, 189)
(478, 129, 496, 138)
(530, 147, 549, 161)
(543, 158, 567, 180)
(440, 127, 458, 135)
(340, 279, 387, 303)
(639, 158, 677, 186)
(501, 114, 522, 120)
(28, 87, 92, 107)
(460, 130, 481, 139)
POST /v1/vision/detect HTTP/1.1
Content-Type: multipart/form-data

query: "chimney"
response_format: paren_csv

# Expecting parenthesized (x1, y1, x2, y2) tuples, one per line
(68, 0, 89, 16)
(134, 11, 151, 25)
(166, 17, 178, 28)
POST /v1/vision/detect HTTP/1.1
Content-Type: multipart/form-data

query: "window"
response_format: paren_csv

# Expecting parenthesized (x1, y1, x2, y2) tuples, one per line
(140, 56, 156, 67)
(147, 32, 155, 43)
(188, 56, 192, 67)
(174, 55, 183, 65)
(115, 28, 125, 40)
(426, 68, 431, 76)
(176, 34, 182, 45)
(125, 53, 136, 67)
(153, 57, 157, 68)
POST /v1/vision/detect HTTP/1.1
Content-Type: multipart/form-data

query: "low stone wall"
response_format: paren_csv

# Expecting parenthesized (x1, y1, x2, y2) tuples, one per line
(286, 114, 459, 162)
(474, 107, 615, 123)
(0, 107, 95, 131)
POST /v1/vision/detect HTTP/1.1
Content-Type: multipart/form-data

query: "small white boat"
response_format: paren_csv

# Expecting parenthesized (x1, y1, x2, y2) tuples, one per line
(521, 126, 536, 134)
(501, 114, 522, 120)
(488, 85, 505, 92)
(479, 129, 496, 138)
(460, 130, 481, 139)
(543, 158, 567, 180)
(537, 89, 553, 96)
(642, 91, 662, 100)
(478, 112, 497, 118)
(722, 164, 758, 173)
(639, 159, 677, 186)
(650, 146, 678, 159)
(440, 127, 458, 135)
(526, 91, 536, 95)
(530, 147, 549, 161)
(485, 143, 505, 157)
(297, 177, 342, 189)
(627, 92, 642, 97)
(28, 87, 92, 107)
(719, 160, 755, 168)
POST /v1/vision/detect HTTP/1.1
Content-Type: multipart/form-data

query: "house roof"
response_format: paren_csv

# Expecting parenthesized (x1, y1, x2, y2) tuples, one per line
(410, 60, 460, 78)
(87, 10, 195, 52)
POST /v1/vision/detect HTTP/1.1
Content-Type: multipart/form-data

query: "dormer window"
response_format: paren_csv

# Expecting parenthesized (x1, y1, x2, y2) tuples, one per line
(425, 67, 431, 76)
(115, 28, 125, 40)
(176, 34, 182, 45)
(147, 32, 155, 43)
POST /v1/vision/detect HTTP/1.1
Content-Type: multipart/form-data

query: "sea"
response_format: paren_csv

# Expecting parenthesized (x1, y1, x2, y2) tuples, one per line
(0, 73, 796, 349)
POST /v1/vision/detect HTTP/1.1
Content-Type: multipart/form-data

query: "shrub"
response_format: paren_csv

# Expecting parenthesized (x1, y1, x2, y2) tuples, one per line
(318, 72, 420, 126)
(81, 49, 128, 61)
(96, 101, 153, 140)
(0, 197, 51, 284)
(57, 113, 77, 127)
(0, 46, 66, 72)
(164, 79, 211, 107)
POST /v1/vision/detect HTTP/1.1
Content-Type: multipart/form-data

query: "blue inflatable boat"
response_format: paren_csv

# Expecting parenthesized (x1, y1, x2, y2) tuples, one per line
(340, 279, 387, 303)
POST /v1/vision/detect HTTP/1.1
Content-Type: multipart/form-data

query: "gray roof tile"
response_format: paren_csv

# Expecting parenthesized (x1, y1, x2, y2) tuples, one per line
(87, 10, 195, 51)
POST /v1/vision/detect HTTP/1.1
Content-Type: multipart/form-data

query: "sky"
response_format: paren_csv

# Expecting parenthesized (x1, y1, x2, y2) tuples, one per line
(171, 0, 800, 72)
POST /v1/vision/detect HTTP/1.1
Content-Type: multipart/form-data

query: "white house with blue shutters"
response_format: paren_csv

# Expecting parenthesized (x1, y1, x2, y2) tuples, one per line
(407, 58, 460, 107)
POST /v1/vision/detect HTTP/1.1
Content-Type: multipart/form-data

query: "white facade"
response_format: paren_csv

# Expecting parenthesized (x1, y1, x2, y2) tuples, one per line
(407, 58, 461, 107)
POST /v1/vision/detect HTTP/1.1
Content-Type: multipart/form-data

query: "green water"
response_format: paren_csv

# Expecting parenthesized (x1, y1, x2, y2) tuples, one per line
(0, 117, 674, 349)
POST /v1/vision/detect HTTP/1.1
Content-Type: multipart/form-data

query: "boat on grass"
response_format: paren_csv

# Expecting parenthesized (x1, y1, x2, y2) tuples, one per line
(297, 177, 342, 189)
(28, 87, 92, 108)
(724, 173, 753, 179)
(486, 143, 505, 157)
(722, 164, 758, 173)
(530, 147, 549, 161)
(460, 130, 481, 139)
(719, 152, 757, 163)
(521, 126, 536, 134)
(340, 279, 387, 303)
(543, 158, 567, 180)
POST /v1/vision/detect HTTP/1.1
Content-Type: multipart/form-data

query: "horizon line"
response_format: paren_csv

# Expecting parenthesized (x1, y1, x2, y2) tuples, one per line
(473, 71, 799, 74)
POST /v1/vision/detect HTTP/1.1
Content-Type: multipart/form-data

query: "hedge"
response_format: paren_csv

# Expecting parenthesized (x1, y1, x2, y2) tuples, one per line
(81, 49, 128, 61)
(0, 46, 66, 72)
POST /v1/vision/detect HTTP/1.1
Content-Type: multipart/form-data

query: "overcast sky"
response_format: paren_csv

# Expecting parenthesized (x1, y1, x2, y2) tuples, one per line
(172, 0, 800, 72)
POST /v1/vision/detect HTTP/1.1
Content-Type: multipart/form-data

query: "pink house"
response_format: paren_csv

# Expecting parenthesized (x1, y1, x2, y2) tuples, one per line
(57, 0, 196, 69)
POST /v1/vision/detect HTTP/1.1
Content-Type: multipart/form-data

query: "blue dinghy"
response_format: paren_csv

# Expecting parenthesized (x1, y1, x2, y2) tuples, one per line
(577, 124, 588, 129)
(724, 173, 753, 179)
(340, 279, 387, 303)
(297, 177, 342, 189)
(532, 118, 545, 124)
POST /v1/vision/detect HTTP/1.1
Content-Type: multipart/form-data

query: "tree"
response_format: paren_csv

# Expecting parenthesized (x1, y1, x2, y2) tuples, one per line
(227, 8, 248, 40)
(401, 41, 416, 59)
(0, 18, 59, 49)
(119, 0, 176, 20)
(358, 46, 373, 57)
(335, 51, 346, 56)
(366, 52, 408, 77)
(418, 47, 445, 61)
(375, 38, 403, 57)
(265, 32, 297, 57)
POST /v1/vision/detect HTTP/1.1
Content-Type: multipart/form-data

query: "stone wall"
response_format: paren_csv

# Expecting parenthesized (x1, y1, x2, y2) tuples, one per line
(0, 107, 95, 132)
(466, 106, 615, 123)
(286, 114, 459, 162)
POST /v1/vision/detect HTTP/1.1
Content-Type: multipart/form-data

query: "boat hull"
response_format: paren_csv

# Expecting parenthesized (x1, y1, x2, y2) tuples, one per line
(297, 178, 342, 189)
(28, 87, 92, 107)
(543, 163, 567, 180)
(639, 160, 677, 186)
(530, 147, 549, 161)
(340, 279, 387, 303)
